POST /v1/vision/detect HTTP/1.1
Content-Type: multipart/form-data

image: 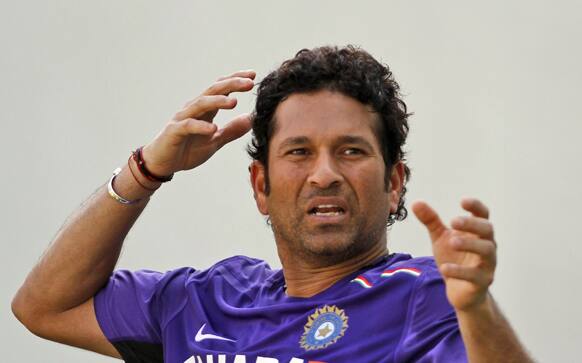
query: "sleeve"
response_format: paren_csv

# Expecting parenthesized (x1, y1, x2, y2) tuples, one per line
(93, 268, 189, 363)
(393, 265, 468, 363)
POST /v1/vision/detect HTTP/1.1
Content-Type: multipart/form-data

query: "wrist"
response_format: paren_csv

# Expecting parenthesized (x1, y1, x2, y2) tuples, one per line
(455, 293, 496, 320)
(128, 155, 163, 192)
(110, 164, 159, 202)
(134, 146, 174, 183)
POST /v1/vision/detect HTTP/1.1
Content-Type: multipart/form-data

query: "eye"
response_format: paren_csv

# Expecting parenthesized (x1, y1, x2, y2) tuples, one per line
(343, 148, 364, 156)
(288, 148, 308, 156)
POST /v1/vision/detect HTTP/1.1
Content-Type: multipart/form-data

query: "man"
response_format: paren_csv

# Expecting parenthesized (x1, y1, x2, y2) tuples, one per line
(12, 46, 533, 362)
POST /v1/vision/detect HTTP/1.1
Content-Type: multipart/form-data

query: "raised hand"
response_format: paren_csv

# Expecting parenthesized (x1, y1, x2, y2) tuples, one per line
(412, 198, 497, 312)
(141, 70, 256, 177)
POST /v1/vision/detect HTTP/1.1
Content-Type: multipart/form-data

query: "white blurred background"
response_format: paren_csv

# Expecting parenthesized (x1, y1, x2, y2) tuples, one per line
(1, 1, 581, 361)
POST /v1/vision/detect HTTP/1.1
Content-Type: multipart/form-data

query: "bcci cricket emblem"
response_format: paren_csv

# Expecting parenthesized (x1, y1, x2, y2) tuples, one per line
(300, 305, 348, 351)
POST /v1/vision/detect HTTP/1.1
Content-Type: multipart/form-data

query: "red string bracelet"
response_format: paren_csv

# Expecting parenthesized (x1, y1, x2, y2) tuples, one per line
(131, 146, 174, 183)
(127, 155, 157, 191)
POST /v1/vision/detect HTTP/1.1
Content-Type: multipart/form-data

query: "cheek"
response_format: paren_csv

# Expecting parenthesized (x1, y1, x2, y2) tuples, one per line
(266, 167, 306, 208)
(349, 163, 385, 187)
(348, 168, 390, 207)
(270, 162, 308, 188)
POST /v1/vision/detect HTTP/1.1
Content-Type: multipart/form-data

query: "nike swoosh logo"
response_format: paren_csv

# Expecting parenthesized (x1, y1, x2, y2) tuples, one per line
(195, 323, 236, 343)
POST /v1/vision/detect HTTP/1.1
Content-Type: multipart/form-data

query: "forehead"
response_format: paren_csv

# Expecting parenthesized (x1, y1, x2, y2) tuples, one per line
(271, 89, 380, 145)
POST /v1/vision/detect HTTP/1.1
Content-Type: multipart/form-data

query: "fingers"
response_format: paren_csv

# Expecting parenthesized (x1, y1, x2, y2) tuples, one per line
(203, 77, 255, 97)
(212, 113, 252, 148)
(216, 69, 256, 82)
(411, 200, 447, 240)
(174, 95, 237, 121)
(451, 215, 495, 241)
(168, 113, 251, 144)
(177, 70, 255, 120)
(451, 236, 496, 265)
(439, 264, 494, 287)
(461, 197, 489, 219)
(171, 118, 218, 137)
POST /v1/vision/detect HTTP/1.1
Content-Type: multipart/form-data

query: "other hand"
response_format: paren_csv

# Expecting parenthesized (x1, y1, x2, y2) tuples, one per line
(141, 70, 256, 176)
(412, 198, 497, 312)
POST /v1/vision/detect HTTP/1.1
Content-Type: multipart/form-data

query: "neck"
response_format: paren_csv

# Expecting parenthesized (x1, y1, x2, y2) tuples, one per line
(279, 242, 389, 298)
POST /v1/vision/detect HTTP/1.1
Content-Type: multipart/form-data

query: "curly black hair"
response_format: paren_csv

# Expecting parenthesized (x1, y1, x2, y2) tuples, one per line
(247, 45, 411, 226)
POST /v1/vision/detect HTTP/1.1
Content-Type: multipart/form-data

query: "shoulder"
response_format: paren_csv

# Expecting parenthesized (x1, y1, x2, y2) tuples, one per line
(350, 254, 443, 301)
(368, 254, 447, 306)
(186, 255, 276, 283)
(104, 255, 276, 298)
(368, 253, 441, 282)
(384, 254, 446, 296)
(390, 256, 466, 361)
(175, 255, 281, 303)
(384, 254, 439, 274)
(98, 256, 279, 319)
(210, 255, 274, 274)
(382, 255, 454, 320)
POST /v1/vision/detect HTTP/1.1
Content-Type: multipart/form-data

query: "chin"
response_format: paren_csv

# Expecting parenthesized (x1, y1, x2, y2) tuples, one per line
(301, 234, 366, 264)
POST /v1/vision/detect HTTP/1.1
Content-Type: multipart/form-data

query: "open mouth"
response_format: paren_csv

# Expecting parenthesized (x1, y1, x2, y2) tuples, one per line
(308, 204, 346, 216)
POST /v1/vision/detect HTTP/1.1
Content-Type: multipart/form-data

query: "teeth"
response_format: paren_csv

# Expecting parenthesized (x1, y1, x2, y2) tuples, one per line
(308, 204, 346, 216)
(314, 211, 342, 216)
(310, 204, 345, 216)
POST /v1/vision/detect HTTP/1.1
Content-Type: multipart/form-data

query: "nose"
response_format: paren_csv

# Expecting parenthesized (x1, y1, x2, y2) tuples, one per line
(307, 152, 344, 189)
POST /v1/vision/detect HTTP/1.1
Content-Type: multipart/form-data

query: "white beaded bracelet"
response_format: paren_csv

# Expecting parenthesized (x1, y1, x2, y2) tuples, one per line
(107, 167, 142, 205)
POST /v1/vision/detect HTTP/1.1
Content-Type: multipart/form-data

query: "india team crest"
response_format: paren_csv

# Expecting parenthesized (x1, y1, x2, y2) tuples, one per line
(300, 305, 348, 351)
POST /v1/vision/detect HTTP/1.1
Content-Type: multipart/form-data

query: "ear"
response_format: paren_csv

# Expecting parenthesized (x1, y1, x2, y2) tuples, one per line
(388, 161, 405, 214)
(250, 161, 269, 215)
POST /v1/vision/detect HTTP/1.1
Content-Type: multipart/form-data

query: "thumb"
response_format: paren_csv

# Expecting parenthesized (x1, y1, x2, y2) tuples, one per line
(213, 113, 252, 148)
(411, 200, 447, 241)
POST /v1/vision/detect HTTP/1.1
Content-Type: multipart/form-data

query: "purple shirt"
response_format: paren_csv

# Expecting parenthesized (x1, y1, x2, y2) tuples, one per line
(94, 253, 467, 362)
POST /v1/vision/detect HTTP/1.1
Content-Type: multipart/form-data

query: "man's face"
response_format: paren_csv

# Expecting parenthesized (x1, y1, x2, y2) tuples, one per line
(251, 90, 404, 266)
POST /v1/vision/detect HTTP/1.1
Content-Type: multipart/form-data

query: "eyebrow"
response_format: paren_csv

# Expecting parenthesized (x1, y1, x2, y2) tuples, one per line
(278, 136, 310, 150)
(335, 136, 375, 150)
(277, 135, 375, 151)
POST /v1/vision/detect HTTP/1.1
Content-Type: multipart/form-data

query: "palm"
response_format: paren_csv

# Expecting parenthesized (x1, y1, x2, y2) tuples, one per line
(143, 113, 251, 177)
(141, 70, 256, 177)
(178, 133, 220, 170)
(412, 199, 496, 312)
(176, 107, 229, 169)
(431, 229, 484, 310)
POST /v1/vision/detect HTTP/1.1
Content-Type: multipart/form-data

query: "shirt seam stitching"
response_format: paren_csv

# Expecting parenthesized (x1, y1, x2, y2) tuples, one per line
(392, 262, 431, 362)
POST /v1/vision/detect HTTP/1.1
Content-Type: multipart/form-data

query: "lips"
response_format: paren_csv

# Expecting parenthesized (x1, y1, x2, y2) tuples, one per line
(309, 204, 345, 216)
(306, 197, 349, 215)
(305, 197, 349, 224)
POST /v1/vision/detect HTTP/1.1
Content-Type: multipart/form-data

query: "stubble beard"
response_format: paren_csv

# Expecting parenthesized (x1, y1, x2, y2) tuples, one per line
(270, 208, 389, 267)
